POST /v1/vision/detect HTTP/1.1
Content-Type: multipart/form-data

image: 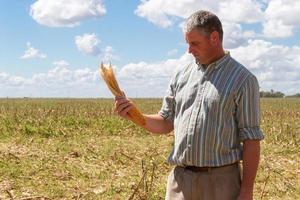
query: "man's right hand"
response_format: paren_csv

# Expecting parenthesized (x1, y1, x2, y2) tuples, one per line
(114, 95, 134, 121)
(115, 95, 174, 134)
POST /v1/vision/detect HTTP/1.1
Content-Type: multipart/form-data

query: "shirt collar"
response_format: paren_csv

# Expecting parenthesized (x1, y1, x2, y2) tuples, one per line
(197, 51, 230, 71)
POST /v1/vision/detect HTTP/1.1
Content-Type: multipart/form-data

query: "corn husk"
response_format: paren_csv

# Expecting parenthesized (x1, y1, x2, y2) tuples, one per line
(99, 63, 146, 126)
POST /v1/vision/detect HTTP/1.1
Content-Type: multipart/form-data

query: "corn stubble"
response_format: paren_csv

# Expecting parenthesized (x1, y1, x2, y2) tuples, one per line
(99, 63, 146, 126)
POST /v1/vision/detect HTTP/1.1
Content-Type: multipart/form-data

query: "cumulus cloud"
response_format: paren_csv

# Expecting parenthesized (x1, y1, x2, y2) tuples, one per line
(135, 0, 214, 28)
(263, 0, 300, 38)
(118, 53, 192, 79)
(116, 53, 194, 97)
(167, 48, 179, 56)
(20, 42, 47, 59)
(114, 39, 300, 96)
(135, 0, 300, 42)
(0, 72, 9, 85)
(75, 33, 118, 61)
(3, 38, 300, 97)
(223, 23, 255, 49)
(101, 46, 119, 62)
(0, 71, 32, 87)
(30, 0, 106, 27)
(135, 0, 264, 28)
(108, 39, 300, 96)
(31, 60, 98, 86)
(230, 39, 300, 94)
(0, 60, 104, 97)
(0, 53, 195, 98)
(218, 0, 264, 23)
(135, 0, 265, 47)
(53, 60, 70, 68)
(263, 20, 294, 38)
(75, 33, 101, 56)
(116, 40, 300, 96)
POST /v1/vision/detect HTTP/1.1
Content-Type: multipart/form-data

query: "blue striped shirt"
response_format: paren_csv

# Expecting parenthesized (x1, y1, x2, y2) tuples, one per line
(159, 52, 264, 167)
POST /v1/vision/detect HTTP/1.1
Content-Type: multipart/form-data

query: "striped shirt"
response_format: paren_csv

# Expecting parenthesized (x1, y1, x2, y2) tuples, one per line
(159, 52, 264, 167)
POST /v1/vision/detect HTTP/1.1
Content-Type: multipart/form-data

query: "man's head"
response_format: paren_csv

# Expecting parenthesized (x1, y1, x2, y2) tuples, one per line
(184, 10, 224, 65)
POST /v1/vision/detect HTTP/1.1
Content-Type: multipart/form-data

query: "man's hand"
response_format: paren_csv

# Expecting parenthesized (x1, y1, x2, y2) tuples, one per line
(114, 95, 134, 121)
(237, 139, 260, 200)
(115, 95, 174, 134)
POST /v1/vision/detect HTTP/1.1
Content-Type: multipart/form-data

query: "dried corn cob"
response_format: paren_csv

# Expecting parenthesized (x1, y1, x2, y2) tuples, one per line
(99, 63, 146, 126)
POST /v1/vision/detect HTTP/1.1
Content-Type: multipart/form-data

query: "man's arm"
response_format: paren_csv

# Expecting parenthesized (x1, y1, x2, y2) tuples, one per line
(142, 114, 174, 134)
(238, 139, 261, 200)
(115, 96, 174, 134)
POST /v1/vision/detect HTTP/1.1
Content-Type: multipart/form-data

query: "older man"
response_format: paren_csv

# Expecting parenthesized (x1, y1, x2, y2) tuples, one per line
(115, 10, 264, 200)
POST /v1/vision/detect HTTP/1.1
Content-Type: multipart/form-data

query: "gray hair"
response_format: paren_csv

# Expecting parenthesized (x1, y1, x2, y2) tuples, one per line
(184, 10, 223, 41)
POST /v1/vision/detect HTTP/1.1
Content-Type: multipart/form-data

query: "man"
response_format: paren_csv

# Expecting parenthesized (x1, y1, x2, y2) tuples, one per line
(115, 10, 264, 200)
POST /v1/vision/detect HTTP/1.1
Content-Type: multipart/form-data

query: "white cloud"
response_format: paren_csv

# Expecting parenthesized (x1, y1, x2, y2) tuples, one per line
(0, 71, 32, 87)
(135, 0, 300, 42)
(101, 46, 119, 62)
(30, 0, 106, 27)
(135, 0, 264, 28)
(135, 0, 265, 47)
(230, 39, 300, 94)
(263, 0, 300, 38)
(31, 60, 97, 86)
(117, 53, 194, 97)
(118, 53, 193, 79)
(75, 33, 101, 56)
(8, 76, 31, 87)
(53, 60, 70, 68)
(223, 23, 251, 49)
(263, 20, 294, 38)
(113, 40, 300, 97)
(0, 72, 9, 82)
(167, 48, 179, 56)
(0, 54, 194, 97)
(75, 34, 118, 61)
(20, 42, 47, 59)
(110, 40, 300, 96)
(265, 0, 300, 25)
(218, 0, 264, 24)
(0, 60, 103, 97)
(2, 38, 300, 97)
(135, 0, 215, 28)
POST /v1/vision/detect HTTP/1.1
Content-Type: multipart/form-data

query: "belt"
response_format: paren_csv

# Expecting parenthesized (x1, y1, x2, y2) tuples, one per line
(184, 162, 238, 173)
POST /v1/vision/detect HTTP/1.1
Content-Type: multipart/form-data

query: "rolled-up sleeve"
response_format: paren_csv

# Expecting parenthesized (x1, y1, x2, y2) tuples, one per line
(236, 75, 264, 141)
(158, 78, 176, 122)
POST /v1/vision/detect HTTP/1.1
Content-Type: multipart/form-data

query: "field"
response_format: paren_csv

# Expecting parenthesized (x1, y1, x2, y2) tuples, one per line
(0, 98, 299, 200)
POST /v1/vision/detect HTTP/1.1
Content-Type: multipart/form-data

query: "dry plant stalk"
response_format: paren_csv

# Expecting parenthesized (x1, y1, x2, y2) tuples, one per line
(99, 63, 146, 126)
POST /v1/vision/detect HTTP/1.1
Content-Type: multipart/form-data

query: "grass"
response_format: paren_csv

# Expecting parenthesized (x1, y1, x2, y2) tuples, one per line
(0, 98, 299, 199)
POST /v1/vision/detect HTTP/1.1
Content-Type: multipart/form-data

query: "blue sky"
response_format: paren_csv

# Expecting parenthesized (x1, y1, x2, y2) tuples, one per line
(1, 0, 299, 97)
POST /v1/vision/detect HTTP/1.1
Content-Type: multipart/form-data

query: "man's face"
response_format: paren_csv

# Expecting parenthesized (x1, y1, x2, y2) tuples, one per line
(185, 29, 215, 65)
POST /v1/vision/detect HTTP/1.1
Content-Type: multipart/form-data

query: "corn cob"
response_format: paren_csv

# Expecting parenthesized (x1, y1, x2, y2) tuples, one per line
(99, 63, 146, 126)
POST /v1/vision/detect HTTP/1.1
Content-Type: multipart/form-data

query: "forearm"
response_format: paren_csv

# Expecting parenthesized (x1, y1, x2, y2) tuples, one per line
(141, 114, 174, 134)
(240, 140, 261, 196)
(114, 96, 173, 134)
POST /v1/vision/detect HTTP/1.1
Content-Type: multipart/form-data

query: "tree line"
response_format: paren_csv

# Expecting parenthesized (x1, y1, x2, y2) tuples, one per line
(260, 89, 300, 98)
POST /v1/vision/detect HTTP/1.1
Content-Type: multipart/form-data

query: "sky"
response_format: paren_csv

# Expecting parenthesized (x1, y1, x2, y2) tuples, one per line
(0, 0, 299, 98)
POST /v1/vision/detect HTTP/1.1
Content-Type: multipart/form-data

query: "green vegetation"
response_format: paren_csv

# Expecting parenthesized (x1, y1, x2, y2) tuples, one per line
(260, 90, 285, 98)
(259, 89, 300, 98)
(0, 98, 299, 199)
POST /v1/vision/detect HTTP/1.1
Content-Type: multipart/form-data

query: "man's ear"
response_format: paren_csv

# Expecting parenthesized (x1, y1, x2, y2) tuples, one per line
(210, 31, 219, 45)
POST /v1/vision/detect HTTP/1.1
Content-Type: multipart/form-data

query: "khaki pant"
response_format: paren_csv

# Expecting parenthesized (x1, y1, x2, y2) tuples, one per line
(165, 164, 241, 200)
